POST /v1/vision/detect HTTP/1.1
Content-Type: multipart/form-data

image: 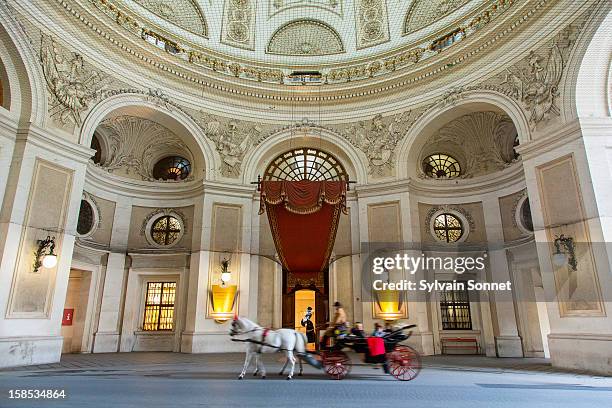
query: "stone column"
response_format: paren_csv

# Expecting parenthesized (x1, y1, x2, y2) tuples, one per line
(92, 196, 132, 352)
(0, 126, 91, 367)
(520, 121, 612, 374)
(482, 196, 523, 357)
(181, 185, 255, 353)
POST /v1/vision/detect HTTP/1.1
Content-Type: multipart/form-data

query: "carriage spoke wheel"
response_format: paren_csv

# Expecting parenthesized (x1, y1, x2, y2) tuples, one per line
(387, 345, 422, 381)
(323, 351, 351, 380)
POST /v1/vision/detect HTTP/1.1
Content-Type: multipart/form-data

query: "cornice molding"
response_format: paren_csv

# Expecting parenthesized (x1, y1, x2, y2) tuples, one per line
(85, 163, 204, 200)
(16, 124, 94, 163)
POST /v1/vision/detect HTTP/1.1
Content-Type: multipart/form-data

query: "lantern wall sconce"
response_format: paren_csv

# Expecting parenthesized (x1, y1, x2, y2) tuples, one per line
(552, 234, 577, 271)
(220, 258, 231, 285)
(33, 236, 57, 273)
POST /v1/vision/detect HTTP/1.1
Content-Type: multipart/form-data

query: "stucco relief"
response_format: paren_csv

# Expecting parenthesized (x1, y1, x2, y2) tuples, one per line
(39, 34, 110, 128)
(332, 110, 426, 177)
(484, 20, 588, 130)
(132, 0, 208, 36)
(95, 115, 194, 181)
(420, 111, 518, 178)
(221, 0, 257, 50)
(354, 0, 389, 49)
(197, 112, 264, 178)
(267, 20, 344, 55)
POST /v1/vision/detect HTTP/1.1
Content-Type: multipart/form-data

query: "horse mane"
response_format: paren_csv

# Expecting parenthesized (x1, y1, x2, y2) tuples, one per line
(238, 316, 261, 331)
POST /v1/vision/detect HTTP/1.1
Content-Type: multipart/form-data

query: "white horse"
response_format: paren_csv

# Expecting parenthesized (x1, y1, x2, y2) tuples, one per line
(230, 316, 306, 380)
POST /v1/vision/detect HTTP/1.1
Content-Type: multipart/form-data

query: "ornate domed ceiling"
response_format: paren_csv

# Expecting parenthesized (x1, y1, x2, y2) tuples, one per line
(124, 0, 488, 61)
(84, 0, 516, 85)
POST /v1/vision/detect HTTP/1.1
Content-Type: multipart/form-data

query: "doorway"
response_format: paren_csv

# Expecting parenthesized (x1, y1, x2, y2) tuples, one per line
(61, 269, 94, 354)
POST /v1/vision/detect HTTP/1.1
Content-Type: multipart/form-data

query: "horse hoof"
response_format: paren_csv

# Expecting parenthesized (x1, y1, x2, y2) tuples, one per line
(261, 376, 266, 379)
(253, 372, 258, 376)
(298, 373, 303, 376)
(238, 375, 244, 380)
(278, 372, 284, 376)
(287, 376, 293, 380)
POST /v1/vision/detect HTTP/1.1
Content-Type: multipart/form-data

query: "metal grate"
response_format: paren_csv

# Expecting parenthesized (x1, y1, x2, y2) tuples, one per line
(264, 147, 348, 181)
(151, 216, 182, 246)
(433, 213, 464, 243)
(439, 284, 472, 330)
(143, 282, 176, 331)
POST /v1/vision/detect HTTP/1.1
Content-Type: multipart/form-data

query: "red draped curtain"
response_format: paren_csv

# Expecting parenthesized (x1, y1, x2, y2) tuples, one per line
(259, 181, 347, 286)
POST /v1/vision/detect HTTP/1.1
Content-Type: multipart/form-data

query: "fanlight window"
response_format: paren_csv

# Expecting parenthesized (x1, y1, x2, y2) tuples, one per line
(264, 148, 348, 181)
(153, 156, 191, 181)
(423, 154, 461, 179)
(433, 213, 464, 243)
(151, 215, 182, 246)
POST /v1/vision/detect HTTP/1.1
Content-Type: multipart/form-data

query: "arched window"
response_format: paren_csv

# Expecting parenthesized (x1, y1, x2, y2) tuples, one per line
(90, 133, 103, 164)
(433, 213, 464, 243)
(151, 215, 182, 246)
(153, 156, 191, 181)
(264, 148, 348, 181)
(423, 154, 461, 179)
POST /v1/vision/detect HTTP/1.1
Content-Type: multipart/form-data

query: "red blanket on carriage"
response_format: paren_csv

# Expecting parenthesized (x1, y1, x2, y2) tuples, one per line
(366, 337, 385, 356)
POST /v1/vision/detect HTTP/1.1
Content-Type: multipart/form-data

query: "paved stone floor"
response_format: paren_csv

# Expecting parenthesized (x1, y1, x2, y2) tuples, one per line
(0, 353, 611, 408)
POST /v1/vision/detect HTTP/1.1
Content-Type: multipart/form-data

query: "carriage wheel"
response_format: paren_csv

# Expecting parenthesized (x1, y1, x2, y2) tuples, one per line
(323, 351, 351, 380)
(387, 345, 422, 381)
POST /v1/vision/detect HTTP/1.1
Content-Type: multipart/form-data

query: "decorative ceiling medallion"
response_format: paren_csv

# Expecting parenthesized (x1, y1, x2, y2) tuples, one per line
(267, 19, 344, 56)
(354, 0, 390, 49)
(404, 0, 470, 35)
(221, 0, 257, 50)
(131, 0, 208, 36)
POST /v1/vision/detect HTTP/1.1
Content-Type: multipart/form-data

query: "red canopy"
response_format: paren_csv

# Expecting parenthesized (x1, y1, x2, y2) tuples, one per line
(260, 181, 347, 279)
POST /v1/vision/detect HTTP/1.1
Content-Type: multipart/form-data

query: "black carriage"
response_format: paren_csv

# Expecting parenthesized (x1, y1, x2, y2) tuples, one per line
(318, 324, 422, 381)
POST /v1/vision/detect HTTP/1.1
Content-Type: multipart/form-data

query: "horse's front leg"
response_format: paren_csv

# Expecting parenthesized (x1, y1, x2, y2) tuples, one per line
(286, 350, 297, 380)
(239, 350, 253, 379)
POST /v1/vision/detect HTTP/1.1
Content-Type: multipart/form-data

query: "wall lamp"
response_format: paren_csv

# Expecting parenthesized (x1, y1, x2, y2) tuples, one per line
(210, 258, 237, 323)
(220, 258, 232, 285)
(552, 234, 577, 271)
(33, 236, 57, 273)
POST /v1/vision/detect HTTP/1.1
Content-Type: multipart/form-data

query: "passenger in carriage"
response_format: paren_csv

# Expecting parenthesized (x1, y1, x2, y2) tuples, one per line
(350, 322, 366, 338)
(372, 322, 386, 337)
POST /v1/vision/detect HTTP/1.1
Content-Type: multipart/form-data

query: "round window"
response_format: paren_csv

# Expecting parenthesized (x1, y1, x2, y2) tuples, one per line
(150, 215, 182, 246)
(423, 154, 461, 179)
(519, 198, 533, 233)
(77, 200, 95, 236)
(152, 156, 191, 181)
(433, 213, 464, 243)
